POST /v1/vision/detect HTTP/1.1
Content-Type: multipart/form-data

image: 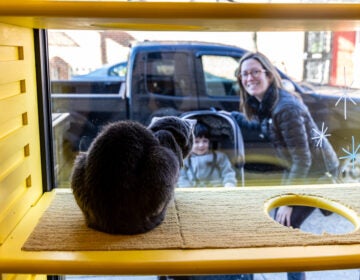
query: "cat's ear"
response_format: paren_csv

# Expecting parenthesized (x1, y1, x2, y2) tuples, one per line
(148, 116, 162, 128)
(186, 118, 197, 131)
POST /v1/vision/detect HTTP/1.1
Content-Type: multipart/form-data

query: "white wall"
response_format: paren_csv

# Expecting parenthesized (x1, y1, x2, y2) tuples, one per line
(49, 30, 103, 75)
(256, 32, 305, 81)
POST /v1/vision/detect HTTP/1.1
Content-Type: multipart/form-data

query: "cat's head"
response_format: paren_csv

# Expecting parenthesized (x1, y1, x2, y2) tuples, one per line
(148, 116, 196, 159)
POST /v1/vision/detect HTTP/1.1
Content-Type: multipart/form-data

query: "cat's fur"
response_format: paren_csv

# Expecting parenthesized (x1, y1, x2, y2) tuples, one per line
(71, 116, 196, 235)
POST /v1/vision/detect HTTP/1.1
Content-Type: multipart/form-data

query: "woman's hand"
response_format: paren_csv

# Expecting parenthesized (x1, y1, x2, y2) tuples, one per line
(219, 110, 231, 115)
(275, 206, 293, 227)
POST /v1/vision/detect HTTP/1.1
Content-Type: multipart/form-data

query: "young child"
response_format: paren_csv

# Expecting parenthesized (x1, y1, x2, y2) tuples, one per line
(178, 122, 237, 188)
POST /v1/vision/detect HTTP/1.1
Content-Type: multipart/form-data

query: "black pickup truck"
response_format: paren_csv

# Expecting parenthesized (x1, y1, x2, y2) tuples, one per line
(51, 41, 360, 183)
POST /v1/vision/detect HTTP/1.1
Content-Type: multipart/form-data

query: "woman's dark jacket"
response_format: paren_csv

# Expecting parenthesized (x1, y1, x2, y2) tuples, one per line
(232, 87, 339, 185)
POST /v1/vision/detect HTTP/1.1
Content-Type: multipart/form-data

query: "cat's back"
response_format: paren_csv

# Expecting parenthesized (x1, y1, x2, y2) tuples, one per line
(86, 120, 158, 176)
(71, 117, 195, 234)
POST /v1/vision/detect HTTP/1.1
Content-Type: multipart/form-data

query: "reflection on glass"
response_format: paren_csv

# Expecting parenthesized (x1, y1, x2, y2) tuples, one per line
(49, 30, 360, 188)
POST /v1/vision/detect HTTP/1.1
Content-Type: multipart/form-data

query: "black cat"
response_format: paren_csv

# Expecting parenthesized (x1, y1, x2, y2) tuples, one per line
(71, 116, 196, 234)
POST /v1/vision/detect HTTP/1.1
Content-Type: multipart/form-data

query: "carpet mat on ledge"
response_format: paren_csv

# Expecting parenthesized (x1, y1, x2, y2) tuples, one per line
(23, 186, 360, 251)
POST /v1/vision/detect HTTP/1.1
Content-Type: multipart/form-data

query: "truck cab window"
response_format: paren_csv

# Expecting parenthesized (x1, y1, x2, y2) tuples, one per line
(109, 62, 127, 77)
(144, 52, 191, 97)
(201, 55, 240, 97)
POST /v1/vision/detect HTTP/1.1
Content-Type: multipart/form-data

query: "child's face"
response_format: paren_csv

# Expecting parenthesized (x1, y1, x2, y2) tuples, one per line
(192, 136, 210, 155)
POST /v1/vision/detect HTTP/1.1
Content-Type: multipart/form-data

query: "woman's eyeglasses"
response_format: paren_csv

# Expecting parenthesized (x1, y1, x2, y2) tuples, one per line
(238, 69, 267, 80)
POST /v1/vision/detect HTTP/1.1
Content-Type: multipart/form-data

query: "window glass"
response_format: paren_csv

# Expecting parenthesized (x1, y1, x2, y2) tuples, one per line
(304, 31, 332, 84)
(201, 55, 240, 97)
(48, 28, 360, 280)
(109, 62, 127, 77)
(144, 52, 191, 97)
(49, 30, 360, 188)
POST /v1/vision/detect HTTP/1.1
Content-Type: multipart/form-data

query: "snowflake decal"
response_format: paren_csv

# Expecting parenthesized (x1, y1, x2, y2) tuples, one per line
(335, 68, 357, 120)
(339, 136, 360, 171)
(312, 122, 331, 147)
